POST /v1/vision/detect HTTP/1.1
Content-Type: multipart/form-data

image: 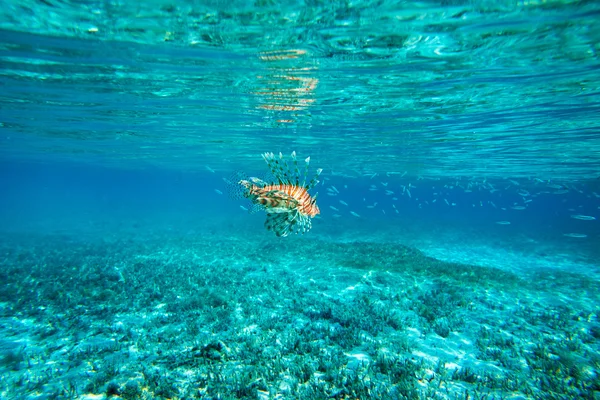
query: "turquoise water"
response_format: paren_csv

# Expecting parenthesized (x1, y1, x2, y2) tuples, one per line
(1, 1, 600, 399)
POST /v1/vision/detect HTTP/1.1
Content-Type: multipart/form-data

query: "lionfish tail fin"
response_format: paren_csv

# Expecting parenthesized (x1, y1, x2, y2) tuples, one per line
(224, 171, 267, 199)
(223, 171, 248, 199)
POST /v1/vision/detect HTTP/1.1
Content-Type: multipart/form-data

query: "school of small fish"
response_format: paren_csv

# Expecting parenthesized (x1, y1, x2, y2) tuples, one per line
(210, 161, 598, 239)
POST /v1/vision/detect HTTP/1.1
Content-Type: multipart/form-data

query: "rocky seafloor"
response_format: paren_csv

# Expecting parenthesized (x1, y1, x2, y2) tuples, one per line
(0, 231, 599, 399)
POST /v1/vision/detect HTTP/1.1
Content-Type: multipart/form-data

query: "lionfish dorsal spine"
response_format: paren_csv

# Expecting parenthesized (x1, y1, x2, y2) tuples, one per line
(263, 151, 321, 189)
(277, 152, 290, 184)
(290, 151, 300, 186)
(301, 156, 310, 188)
(263, 152, 287, 185)
(306, 168, 322, 190)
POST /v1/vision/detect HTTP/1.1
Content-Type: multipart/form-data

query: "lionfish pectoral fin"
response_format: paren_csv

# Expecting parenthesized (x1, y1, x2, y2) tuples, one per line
(264, 212, 292, 237)
(264, 210, 312, 237)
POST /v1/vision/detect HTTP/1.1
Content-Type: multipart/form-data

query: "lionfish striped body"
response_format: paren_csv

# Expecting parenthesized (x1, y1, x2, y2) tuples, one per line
(237, 152, 322, 237)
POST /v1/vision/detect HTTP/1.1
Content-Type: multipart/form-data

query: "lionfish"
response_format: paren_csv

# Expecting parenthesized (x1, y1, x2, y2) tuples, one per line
(233, 152, 322, 237)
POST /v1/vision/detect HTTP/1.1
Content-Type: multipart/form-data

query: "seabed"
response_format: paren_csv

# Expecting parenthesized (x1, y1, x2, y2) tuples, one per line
(0, 222, 598, 399)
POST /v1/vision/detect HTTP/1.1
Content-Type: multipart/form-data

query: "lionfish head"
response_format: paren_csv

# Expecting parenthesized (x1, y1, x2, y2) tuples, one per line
(307, 195, 320, 217)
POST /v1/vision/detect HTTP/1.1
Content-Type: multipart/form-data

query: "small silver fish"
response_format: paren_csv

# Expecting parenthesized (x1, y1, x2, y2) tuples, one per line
(571, 215, 596, 221)
(563, 233, 587, 238)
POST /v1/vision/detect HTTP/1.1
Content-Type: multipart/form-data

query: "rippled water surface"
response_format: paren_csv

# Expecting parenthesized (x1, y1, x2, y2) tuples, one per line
(1, 0, 599, 179)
